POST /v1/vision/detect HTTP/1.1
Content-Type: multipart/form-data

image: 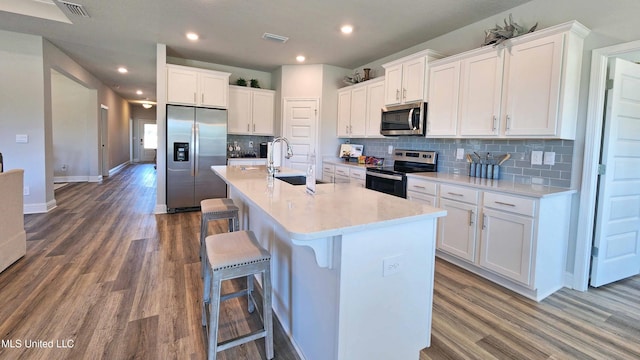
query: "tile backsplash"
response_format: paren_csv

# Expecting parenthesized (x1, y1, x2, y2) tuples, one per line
(227, 134, 273, 158)
(344, 137, 573, 188)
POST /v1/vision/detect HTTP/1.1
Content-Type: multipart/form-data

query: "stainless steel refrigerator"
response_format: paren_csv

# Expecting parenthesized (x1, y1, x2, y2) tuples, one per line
(166, 105, 227, 212)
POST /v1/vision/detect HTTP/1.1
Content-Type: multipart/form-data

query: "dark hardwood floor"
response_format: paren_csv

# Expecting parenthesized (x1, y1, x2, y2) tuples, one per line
(0, 163, 638, 359)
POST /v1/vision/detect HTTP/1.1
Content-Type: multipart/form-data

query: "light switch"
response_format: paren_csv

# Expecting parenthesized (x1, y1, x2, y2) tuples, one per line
(16, 134, 28, 143)
(544, 152, 556, 165)
(531, 151, 543, 165)
(456, 148, 464, 160)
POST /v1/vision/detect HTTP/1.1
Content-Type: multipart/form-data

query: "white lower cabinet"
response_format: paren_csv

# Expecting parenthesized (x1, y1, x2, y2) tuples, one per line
(322, 163, 335, 183)
(479, 208, 534, 285)
(407, 176, 438, 206)
(427, 179, 572, 301)
(349, 168, 366, 187)
(333, 165, 350, 183)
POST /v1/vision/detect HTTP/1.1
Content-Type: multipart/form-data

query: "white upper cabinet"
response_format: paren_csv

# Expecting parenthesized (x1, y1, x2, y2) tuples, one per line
(426, 20, 589, 139)
(166, 64, 230, 108)
(337, 77, 385, 138)
(426, 61, 460, 137)
(502, 33, 564, 137)
(459, 50, 504, 136)
(228, 85, 275, 135)
(365, 78, 385, 137)
(382, 50, 443, 106)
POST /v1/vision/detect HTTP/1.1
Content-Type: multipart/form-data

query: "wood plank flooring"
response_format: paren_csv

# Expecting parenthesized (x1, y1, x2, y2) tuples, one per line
(1, 163, 639, 359)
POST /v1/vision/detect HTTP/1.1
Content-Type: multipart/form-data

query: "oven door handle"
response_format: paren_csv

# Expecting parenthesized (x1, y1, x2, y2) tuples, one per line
(367, 171, 404, 181)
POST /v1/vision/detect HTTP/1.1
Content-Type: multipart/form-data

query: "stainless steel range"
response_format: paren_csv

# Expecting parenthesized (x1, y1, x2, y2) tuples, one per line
(366, 150, 437, 198)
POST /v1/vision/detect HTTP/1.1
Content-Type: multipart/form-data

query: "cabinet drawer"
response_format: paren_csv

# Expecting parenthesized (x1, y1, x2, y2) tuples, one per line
(334, 166, 349, 177)
(407, 191, 437, 207)
(483, 192, 536, 217)
(322, 164, 335, 175)
(350, 168, 366, 180)
(440, 184, 479, 204)
(407, 177, 437, 195)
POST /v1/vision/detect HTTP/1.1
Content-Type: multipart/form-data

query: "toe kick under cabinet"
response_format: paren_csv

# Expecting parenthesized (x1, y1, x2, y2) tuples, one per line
(406, 176, 573, 301)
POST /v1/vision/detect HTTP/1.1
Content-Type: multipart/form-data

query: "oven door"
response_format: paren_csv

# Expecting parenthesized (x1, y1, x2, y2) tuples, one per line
(365, 171, 407, 198)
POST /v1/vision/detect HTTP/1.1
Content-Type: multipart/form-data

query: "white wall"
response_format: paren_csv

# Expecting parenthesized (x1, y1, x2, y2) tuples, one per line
(51, 70, 96, 181)
(0, 30, 48, 213)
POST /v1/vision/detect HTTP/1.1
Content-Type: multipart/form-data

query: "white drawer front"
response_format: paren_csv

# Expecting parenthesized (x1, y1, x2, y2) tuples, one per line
(407, 191, 437, 206)
(350, 168, 366, 180)
(440, 184, 479, 205)
(322, 164, 335, 174)
(334, 166, 349, 177)
(406, 178, 437, 195)
(483, 192, 536, 217)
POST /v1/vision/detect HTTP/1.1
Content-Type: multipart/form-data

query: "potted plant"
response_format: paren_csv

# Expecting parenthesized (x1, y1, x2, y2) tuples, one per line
(250, 79, 260, 88)
(236, 78, 247, 86)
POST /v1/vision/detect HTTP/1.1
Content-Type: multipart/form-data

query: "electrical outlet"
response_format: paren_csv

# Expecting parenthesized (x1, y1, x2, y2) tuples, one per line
(456, 148, 464, 160)
(531, 151, 543, 165)
(249, 141, 254, 148)
(388, 145, 393, 155)
(23, 186, 30, 196)
(382, 255, 403, 277)
(544, 152, 556, 165)
(61, 164, 67, 172)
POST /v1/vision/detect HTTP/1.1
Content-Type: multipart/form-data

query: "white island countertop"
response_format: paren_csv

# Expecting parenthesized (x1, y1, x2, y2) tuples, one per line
(212, 165, 446, 241)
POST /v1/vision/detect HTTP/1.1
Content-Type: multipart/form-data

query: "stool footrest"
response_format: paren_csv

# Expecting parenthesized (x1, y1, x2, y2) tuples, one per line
(218, 330, 267, 352)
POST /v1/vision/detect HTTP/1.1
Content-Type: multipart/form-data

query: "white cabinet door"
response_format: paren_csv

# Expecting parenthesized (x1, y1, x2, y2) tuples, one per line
(228, 86, 251, 134)
(167, 67, 198, 105)
(200, 72, 229, 108)
(349, 86, 367, 137)
(349, 168, 366, 187)
(334, 165, 350, 183)
(366, 79, 385, 137)
(503, 33, 564, 137)
(337, 90, 351, 137)
(402, 56, 427, 103)
(459, 50, 504, 136)
(479, 208, 534, 285)
(252, 90, 274, 135)
(426, 61, 459, 136)
(407, 191, 437, 207)
(384, 64, 403, 105)
(437, 198, 478, 263)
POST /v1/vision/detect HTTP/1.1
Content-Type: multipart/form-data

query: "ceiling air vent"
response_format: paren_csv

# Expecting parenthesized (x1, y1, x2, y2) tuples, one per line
(57, 0, 90, 17)
(262, 32, 289, 44)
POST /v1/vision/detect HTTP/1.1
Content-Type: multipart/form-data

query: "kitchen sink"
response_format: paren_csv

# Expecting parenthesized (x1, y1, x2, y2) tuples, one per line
(276, 176, 326, 186)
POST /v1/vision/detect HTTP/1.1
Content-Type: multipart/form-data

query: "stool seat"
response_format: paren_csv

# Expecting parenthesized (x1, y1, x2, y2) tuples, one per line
(200, 198, 240, 278)
(202, 230, 274, 360)
(206, 231, 270, 271)
(201, 198, 239, 215)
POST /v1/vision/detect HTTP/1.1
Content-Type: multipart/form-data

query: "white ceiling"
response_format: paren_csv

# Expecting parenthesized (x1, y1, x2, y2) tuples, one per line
(0, 0, 532, 103)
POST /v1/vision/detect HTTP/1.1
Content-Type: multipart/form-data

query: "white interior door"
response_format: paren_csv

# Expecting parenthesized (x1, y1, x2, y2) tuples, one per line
(282, 99, 318, 172)
(590, 58, 640, 287)
(138, 119, 157, 162)
(100, 106, 109, 177)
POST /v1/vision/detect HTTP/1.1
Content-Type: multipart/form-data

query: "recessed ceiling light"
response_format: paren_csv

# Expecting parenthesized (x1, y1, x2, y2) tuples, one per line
(136, 90, 143, 95)
(296, 55, 306, 62)
(341, 25, 353, 34)
(117, 67, 128, 74)
(186, 32, 199, 41)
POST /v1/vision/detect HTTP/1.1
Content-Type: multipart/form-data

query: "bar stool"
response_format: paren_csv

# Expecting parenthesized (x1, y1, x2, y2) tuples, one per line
(202, 230, 274, 360)
(200, 198, 239, 277)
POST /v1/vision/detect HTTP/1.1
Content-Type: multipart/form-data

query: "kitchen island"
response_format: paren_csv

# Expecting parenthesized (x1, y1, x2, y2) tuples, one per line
(211, 165, 446, 360)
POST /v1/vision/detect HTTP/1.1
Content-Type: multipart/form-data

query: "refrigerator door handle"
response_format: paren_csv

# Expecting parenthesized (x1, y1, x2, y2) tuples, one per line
(190, 123, 196, 176)
(194, 123, 200, 176)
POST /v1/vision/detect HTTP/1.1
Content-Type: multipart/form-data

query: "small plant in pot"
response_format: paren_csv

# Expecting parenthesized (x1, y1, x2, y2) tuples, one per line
(250, 79, 260, 88)
(235, 78, 247, 86)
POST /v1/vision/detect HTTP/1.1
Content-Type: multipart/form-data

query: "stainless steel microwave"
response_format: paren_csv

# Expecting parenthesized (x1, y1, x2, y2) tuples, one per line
(380, 102, 426, 136)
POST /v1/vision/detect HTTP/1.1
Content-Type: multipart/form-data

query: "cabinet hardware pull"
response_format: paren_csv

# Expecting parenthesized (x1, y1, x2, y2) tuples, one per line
(350, 125, 353, 133)
(403, 88, 407, 99)
(447, 192, 464, 197)
(506, 115, 511, 131)
(396, 89, 400, 100)
(202, 93, 204, 103)
(247, 124, 250, 131)
(492, 115, 497, 131)
(253, 123, 256, 132)
(469, 210, 474, 226)
(482, 214, 487, 230)
(413, 185, 426, 189)
(495, 201, 516, 207)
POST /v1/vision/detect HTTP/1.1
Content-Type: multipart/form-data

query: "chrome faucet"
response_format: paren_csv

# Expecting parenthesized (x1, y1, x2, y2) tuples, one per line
(267, 137, 294, 176)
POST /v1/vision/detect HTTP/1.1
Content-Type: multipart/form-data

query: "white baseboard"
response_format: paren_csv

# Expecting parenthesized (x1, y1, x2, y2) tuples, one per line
(109, 162, 129, 177)
(54, 175, 91, 183)
(24, 199, 57, 214)
(154, 204, 167, 214)
(564, 272, 576, 290)
(89, 175, 103, 183)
